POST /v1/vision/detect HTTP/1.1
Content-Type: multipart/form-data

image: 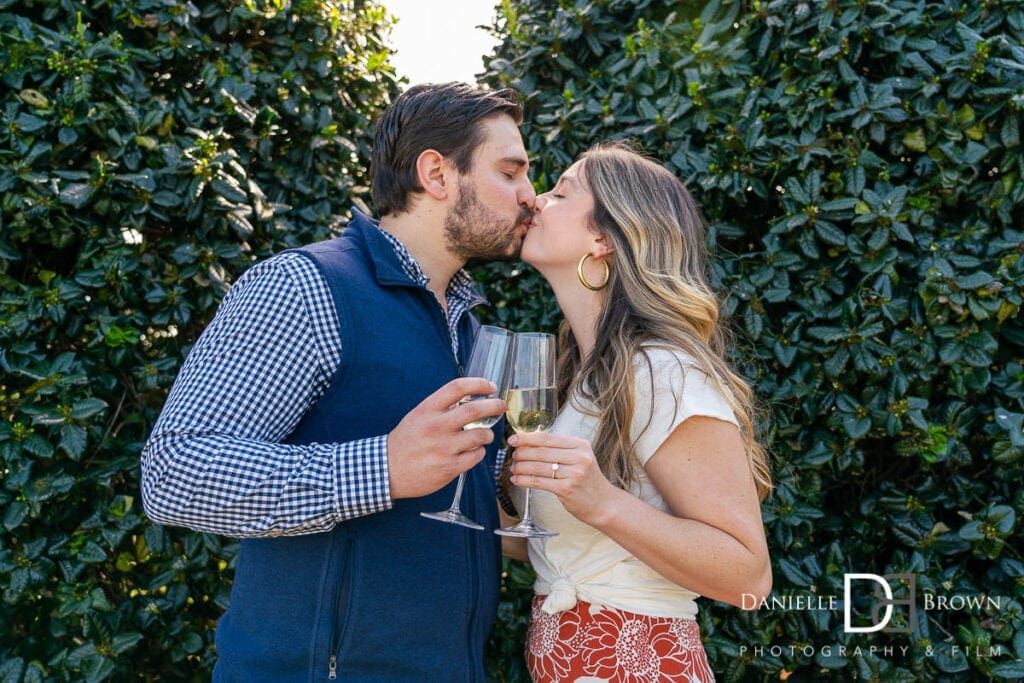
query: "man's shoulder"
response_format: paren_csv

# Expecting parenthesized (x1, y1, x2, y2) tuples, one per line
(291, 233, 355, 256)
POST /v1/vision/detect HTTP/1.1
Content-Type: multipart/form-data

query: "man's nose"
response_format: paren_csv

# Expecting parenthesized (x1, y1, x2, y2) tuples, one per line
(520, 180, 537, 205)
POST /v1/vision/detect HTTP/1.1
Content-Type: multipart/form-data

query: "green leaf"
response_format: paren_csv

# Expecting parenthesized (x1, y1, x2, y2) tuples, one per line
(15, 112, 48, 132)
(72, 398, 108, 420)
(959, 520, 983, 541)
(989, 505, 1016, 535)
(807, 326, 848, 343)
(59, 183, 96, 209)
(3, 500, 28, 531)
(182, 631, 204, 654)
(814, 222, 847, 246)
(152, 190, 182, 207)
(60, 423, 88, 459)
(842, 414, 871, 439)
(815, 649, 849, 669)
(989, 661, 1024, 677)
(932, 643, 969, 673)
(777, 557, 813, 586)
(821, 197, 859, 212)
(77, 541, 107, 563)
(22, 434, 54, 458)
(116, 171, 156, 192)
(903, 128, 927, 152)
(210, 178, 248, 204)
(1001, 115, 1020, 147)
(111, 632, 143, 654)
(963, 141, 988, 165)
(955, 271, 995, 289)
(83, 656, 115, 683)
(0, 657, 25, 682)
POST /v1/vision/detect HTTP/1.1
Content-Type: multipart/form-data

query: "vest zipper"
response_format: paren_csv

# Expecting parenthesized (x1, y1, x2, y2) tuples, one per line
(466, 492, 479, 682)
(427, 289, 478, 677)
(327, 536, 355, 679)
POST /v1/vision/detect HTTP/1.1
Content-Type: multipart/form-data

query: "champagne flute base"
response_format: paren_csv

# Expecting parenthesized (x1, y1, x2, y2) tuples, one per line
(494, 520, 558, 538)
(420, 510, 485, 531)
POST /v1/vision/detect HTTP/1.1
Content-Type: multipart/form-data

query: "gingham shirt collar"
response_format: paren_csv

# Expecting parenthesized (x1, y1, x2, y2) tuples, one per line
(374, 226, 483, 306)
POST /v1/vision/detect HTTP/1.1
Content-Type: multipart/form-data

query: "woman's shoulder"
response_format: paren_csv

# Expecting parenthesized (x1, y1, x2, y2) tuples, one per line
(632, 342, 702, 377)
(632, 341, 735, 406)
(628, 341, 740, 462)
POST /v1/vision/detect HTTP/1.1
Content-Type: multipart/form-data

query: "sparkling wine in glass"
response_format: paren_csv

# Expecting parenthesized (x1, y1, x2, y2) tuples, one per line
(495, 332, 559, 539)
(421, 325, 512, 530)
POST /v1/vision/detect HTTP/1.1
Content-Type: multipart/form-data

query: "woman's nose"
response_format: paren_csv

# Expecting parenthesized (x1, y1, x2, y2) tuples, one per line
(534, 195, 548, 211)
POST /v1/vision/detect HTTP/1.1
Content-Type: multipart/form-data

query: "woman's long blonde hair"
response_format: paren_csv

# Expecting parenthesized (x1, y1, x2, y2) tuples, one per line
(559, 141, 772, 499)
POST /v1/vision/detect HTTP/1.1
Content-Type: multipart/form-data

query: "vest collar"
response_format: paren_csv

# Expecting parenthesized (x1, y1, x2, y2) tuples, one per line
(347, 207, 488, 309)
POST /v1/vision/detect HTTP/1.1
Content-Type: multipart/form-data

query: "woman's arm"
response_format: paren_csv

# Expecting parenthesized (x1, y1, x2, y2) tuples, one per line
(507, 418, 771, 608)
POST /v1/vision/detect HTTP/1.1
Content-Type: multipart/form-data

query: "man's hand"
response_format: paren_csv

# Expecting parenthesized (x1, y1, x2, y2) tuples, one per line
(387, 377, 505, 499)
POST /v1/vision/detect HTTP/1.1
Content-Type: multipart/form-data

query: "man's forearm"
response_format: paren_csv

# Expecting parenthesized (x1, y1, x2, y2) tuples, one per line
(141, 432, 391, 537)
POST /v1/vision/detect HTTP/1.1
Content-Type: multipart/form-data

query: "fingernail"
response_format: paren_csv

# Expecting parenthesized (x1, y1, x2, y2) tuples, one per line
(508, 435, 518, 446)
(488, 381, 498, 392)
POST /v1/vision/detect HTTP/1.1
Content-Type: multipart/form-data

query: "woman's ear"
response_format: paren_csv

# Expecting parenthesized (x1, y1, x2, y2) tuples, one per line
(592, 236, 614, 259)
(415, 149, 452, 200)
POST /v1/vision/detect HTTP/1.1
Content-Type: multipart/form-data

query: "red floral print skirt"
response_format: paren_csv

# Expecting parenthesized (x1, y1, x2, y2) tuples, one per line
(526, 596, 715, 683)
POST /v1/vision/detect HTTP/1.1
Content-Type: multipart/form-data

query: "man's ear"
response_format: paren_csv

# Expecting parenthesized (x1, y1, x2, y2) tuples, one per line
(416, 149, 453, 200)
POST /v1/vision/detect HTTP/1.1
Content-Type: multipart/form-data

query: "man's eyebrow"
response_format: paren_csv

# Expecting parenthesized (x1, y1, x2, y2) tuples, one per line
(499, 156, 529, 168)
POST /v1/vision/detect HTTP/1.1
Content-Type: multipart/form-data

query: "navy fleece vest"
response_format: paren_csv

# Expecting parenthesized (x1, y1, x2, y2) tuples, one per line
(213, 211, 502, 682)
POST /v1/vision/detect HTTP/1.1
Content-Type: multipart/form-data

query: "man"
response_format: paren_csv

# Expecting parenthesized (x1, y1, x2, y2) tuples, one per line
(141, 82, 536, 681)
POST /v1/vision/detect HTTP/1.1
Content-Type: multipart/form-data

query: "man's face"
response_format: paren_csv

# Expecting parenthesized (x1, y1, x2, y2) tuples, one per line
(444, 115, 536, 262)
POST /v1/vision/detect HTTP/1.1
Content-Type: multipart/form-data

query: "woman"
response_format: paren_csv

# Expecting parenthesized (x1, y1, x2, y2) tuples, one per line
(503, 141, 772, 682)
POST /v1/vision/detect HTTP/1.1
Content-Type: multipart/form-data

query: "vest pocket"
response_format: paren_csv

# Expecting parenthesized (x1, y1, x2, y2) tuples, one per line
(327, 535, 355, 680)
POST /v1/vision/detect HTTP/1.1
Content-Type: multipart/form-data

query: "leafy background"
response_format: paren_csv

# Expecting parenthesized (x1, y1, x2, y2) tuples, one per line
(2, 0, 1023, 681)
(479, 1, 1024, 680)
(1, 0, 398, 679)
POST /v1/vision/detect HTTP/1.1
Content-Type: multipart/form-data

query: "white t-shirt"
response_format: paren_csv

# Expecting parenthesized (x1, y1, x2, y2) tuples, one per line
(516, 347, 740, 620)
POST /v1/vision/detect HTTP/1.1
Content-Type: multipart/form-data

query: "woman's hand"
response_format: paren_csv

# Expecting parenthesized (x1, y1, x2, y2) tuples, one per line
(507, 432, 623, 527)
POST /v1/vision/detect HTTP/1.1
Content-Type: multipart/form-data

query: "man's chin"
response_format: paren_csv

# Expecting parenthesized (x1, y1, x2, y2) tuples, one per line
(462, 239, 522, 265)
(465, 250, 519, 267)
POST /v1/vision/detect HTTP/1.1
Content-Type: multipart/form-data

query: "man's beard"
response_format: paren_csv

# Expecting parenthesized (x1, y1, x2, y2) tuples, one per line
(444, 178, 531, 262)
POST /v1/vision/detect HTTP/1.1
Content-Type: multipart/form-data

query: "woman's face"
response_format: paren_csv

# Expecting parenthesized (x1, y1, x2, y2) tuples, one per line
(521, 160, 599, 269)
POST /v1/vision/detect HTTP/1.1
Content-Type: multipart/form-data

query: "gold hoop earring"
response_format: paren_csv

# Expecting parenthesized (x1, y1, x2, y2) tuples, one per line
(577, 253, 610, 291)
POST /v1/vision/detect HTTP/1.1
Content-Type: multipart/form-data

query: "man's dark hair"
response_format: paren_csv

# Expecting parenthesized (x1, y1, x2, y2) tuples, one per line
(370, 82, 523, 216)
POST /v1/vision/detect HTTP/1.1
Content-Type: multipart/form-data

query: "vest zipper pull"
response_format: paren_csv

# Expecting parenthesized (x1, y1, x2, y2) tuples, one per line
(328, 655, 337, 679)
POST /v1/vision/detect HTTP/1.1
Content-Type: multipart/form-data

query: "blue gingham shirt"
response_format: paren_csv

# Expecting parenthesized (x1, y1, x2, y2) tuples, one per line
(141, 225, 495, 538)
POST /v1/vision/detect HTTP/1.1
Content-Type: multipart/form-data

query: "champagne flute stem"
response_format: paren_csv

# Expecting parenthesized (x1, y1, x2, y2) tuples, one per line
(450, 472, 467, 514)
(520, 487, 533, 523)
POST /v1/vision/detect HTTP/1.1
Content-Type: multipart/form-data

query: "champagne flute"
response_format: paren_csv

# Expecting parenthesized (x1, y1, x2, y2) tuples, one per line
(421, 325, 513, 530)
(495, 332, 559, 538)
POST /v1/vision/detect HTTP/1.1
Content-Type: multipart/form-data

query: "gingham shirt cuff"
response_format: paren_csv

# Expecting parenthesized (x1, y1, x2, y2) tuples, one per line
(335, 434, 392, 520)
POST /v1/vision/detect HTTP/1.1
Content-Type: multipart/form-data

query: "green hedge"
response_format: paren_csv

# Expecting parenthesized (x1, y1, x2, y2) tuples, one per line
(478, 0, 1024, 680)
(3, 0, 1024, 681)
(0, 1, 398, 679)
